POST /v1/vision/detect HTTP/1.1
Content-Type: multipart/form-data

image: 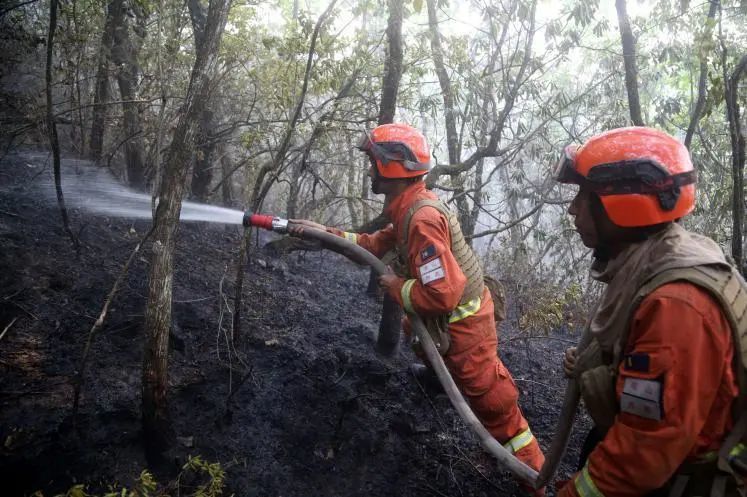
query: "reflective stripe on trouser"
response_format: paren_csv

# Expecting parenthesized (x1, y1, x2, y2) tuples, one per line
(341, 231, 358, 244)
(503, 428, 535, 454)
(575, 463, 605, 497)
(406, 288, 544, 473)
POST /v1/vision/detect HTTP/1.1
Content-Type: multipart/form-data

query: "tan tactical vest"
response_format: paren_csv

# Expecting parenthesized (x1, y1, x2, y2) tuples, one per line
(578, 264, 747, 488)
(395, 199, 488, 354)
(397, 199, 485, 303)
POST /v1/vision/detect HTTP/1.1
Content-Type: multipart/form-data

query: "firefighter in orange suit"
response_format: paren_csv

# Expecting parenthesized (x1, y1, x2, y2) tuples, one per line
(554, 127, 746, 496)
(290, 123, 545, 494)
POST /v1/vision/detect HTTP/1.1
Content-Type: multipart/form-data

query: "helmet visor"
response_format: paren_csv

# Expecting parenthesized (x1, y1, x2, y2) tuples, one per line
(356, 131, 430, 172)
(553, 144, 583, 184)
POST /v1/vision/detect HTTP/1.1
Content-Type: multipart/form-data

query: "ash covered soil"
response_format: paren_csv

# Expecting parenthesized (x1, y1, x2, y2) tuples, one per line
(0, 149, 591, 497)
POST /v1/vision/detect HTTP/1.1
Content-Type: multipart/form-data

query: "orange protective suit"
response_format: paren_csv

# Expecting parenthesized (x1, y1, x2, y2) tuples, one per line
(559, 282, 740, 496)
(329, 181, 544, 475)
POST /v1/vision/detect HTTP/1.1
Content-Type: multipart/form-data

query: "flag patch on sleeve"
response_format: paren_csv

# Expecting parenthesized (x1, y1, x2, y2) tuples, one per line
(420, 244, 437, 262)
(623, 353, 650, 373)
(419, 257, 444, 285)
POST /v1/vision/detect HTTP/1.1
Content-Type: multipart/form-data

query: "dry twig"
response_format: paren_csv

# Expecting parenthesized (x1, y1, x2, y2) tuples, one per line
(0, 317, 19, 342)
(0, 209, 20, 218)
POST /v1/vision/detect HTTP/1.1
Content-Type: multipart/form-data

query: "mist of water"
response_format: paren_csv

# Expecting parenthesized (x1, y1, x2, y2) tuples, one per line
(38, 158, 245, 225)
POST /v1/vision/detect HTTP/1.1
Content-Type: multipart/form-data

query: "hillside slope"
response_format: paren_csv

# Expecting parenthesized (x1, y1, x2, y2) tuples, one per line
(0, 149, 589, 497)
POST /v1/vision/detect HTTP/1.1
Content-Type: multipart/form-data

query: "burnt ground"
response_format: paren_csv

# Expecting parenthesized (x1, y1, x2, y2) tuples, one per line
(0, 149, 592, 497)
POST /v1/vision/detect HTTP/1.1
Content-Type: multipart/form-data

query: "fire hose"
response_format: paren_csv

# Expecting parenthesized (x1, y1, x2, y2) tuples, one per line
(244, 212, 550, 486)
(535, 329, 590, 488)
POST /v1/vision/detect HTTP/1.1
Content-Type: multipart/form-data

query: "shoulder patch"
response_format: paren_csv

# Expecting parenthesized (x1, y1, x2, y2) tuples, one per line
(419, 257, 445, 285)
(620, 377, 663, 421)
(623, 353, 650, 373)
(420, 244, 437, 262)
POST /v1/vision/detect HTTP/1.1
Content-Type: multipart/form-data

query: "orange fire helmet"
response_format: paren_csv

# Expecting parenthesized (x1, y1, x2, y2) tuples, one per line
(356, 123, 431, 179)
(554, 127, 697, 227)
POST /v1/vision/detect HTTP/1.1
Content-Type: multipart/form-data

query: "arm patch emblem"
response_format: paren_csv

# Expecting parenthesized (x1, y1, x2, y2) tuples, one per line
(620, 377, 663, 421)
(420, 244, 437, 262)
(419, 257, 445, 285)
(623, 353, 650, 373)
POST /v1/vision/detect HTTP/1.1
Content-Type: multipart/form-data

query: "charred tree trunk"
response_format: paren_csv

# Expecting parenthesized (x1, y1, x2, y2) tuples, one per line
(191, 108, 216, 200)
(346, 144, 360, 228)
(370, 0, 405, 353)
(89, 0, 116, 162)
(286, 157, 303, 219)
(615, 0, 645, 126)
(188, 0, 217, 201)
(426, 0, 457, 164)
(426, 0, 471, 229)
(45, 0, 78, 251)
(361, 170, 371, 224)
(685, 0, 720, 149)
(220, 150, 233, 206)
(726, 55, 747, 270)
(110, 0, 147, 189)
(378, 0, 402, 125)
(142, 0, 232, 455)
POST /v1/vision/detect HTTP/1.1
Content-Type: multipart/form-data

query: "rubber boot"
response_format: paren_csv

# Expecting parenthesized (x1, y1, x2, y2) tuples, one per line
(409, 363, 445, 395)
(515, 438, 546, 497)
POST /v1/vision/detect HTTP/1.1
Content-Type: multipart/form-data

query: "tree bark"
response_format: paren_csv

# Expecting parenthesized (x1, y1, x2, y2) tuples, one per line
(378, 0, 402, 125)
(110, 0, 147, 189)
(425, 0, 471, 228)
(188, 0, 217, 201)
(89, 0, 116, 162)
(287, 156, 303, 219)
(684, 0, 720, 149)
(426, 0, 458, 165)
(142, 0, 232, 455)
(371, 0, 405, 353)
(726, 54, 747, 270)
(615, 0, 645, 126)
(46, 0, 78, 252)
(346, 144, 359, 228)
(220, 150, 233, 206)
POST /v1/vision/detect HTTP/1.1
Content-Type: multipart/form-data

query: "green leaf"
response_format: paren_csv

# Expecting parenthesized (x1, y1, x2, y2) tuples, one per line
(413, 0, 423, 14)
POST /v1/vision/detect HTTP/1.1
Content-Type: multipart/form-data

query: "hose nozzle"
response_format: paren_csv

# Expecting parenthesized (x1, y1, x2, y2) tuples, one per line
(242, 210, 289, 233)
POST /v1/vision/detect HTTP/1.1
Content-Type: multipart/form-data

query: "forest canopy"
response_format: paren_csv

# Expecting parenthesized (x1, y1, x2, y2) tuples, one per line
(1, 0, 745, 284)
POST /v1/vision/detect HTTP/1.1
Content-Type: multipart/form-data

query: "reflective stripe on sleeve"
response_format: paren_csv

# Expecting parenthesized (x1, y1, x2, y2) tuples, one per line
(730, 442, 746, 458)
(448, 296, 481, 324)
(341, 231, 358, 244)
(574, 463, 605, 497)
(699, 442, 746, 463)
(401, 279, 417, 313)
(503, 428, 534, 453)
